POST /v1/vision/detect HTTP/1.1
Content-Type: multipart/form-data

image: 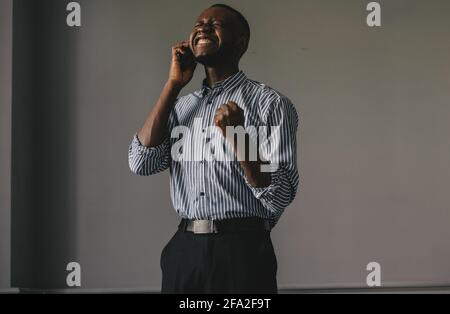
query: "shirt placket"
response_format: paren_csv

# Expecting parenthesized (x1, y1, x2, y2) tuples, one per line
(201, 86, 225, 217)
(195, 88, 212, 216)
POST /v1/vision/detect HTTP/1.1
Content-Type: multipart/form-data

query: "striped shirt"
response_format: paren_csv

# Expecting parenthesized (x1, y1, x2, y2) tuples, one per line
(128, 71, 299, 227)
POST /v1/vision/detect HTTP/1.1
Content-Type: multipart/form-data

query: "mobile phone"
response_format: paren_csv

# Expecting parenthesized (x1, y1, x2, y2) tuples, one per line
(178, 48, 196, 70)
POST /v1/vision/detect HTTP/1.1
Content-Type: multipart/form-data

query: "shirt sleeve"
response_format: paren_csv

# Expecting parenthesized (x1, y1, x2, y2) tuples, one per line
(128, 108, 177, 176)
(244, 95, 300, 222)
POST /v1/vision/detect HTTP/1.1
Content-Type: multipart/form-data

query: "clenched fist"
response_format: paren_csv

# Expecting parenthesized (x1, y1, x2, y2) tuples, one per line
(214, 101, 245, 136)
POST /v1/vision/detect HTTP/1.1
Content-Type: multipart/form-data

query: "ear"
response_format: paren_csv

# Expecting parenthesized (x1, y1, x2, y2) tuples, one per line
(236, 35, 249, 55)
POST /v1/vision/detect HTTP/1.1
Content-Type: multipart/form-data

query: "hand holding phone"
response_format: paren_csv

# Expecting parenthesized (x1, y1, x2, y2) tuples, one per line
(168, 41, 197, 89)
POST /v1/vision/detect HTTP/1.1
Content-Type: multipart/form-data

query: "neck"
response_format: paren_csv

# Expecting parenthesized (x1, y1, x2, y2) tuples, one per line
(204, 63, 240, 87)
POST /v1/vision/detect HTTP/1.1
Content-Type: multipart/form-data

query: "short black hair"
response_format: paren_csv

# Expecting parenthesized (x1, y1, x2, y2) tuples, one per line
(210, 4, 251, 43)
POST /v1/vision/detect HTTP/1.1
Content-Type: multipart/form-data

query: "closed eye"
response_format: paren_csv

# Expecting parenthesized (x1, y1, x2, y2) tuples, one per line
(194, 20, 224, 29)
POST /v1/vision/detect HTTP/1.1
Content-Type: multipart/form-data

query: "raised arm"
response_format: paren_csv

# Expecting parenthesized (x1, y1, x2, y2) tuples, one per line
(128, 41, 196, 176)
(138, 41, 196, 147)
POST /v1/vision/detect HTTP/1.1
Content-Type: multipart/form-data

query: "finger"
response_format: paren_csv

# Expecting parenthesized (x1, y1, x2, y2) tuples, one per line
(178, 47, 189, 55)
(227, 101, 240, 112)
(214, 116, 223, 127)
(172, 47, 183, 59)
(174, 46, 186, 55)
(214, 113, 225, 126)
(219, 104, 231, 115)
(220, 109, 230, 118)
(215, 106, 227, 115)
(173, 45, 194, 64)
(173, 42, 188, 51)
(172, 44, 184, 55)
(172, 49, 187, 63)
(214, 112, 224, 121)
(176, 42, 191, 53)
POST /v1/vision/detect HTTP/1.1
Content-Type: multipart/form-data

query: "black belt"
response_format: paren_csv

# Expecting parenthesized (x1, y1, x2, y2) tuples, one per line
(178, 217, 272, 234)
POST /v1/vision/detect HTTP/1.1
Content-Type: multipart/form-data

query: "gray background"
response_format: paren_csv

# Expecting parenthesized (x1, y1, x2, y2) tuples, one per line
(2, 0, 450, 292)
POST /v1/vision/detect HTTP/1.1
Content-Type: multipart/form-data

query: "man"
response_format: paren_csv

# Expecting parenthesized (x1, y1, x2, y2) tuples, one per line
(128, 4, 299, 294)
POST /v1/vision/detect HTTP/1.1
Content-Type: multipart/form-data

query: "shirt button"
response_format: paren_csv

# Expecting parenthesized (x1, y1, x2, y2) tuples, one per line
(200, 192, 205, 197)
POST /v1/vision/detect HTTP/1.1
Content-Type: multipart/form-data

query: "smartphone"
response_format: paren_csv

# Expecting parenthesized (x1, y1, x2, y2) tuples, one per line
(177, 46, 196, 71)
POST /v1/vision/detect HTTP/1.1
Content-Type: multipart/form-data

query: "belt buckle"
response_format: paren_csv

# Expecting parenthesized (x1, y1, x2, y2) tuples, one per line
(193, 220, 217, 234)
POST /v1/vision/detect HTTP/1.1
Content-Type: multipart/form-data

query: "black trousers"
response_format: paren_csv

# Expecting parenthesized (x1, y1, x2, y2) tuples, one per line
(160, 221, 278, 294)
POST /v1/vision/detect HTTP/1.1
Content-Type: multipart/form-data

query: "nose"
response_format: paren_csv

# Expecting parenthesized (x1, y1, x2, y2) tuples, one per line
(198, 22, 213, 33)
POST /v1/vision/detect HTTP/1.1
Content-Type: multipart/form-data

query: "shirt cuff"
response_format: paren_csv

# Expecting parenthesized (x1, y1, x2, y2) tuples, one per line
(243, 164, 282, 199)
(132, 134, 168, 158)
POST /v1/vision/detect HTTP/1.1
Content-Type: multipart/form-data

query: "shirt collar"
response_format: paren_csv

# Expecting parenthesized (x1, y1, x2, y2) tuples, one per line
(199, 70, 247, 97)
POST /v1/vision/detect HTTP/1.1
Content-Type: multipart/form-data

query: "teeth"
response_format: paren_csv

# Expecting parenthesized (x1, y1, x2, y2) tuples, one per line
(197, 38, 213, 45)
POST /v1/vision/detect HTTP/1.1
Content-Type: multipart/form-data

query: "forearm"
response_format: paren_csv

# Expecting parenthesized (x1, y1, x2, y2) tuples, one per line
(231, 139, 271, 188)
(239, 160, 271, 188)
(137, 81, 181, 148)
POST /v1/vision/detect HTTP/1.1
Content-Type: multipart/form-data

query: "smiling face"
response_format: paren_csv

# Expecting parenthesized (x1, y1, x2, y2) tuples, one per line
(189, 6, 248, 66)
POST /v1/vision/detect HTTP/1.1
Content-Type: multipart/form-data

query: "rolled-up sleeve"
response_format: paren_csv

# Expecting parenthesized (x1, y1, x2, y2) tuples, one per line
(128, 107, 177, 176)
(128, 134, 171, 176)
(244, 95, 300, 221)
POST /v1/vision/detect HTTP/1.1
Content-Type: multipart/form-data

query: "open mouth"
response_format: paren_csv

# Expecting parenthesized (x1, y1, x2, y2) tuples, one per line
(194, 34, 217, 47)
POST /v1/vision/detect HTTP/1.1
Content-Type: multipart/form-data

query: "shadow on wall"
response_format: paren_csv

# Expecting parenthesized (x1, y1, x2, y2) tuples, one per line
(11, 0, 79, 289)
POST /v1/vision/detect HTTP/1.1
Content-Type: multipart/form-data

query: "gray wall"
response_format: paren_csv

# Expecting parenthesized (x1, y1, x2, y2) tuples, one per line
(11, 0, 79, 289)
(8, 0, 450, 291)
(0, 0, 13, 292)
